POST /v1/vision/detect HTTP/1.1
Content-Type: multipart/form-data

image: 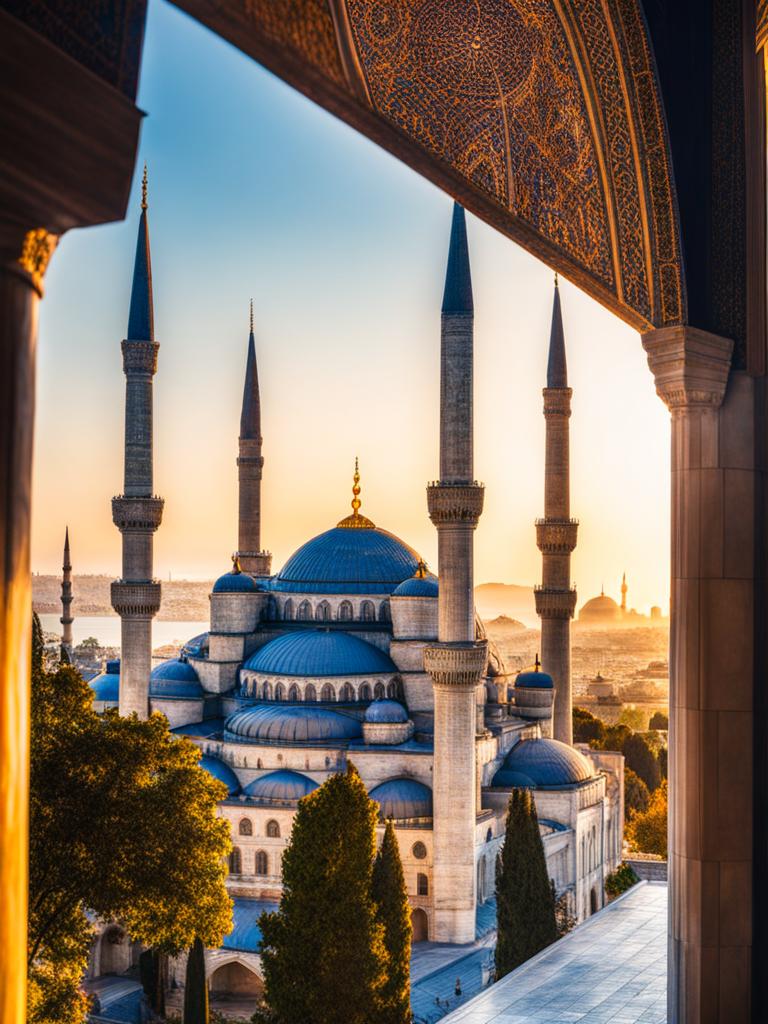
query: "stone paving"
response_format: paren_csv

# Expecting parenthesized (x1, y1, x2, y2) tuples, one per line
(439, 882, 667, 1024)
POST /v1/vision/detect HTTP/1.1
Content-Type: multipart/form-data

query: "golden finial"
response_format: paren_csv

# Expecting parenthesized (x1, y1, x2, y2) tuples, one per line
(415, 560, 429, 579)
(535, 652, 541, 671)
(231, 553, 242, 574)
(249, 298, 254, 334)
(141, 164, 148, 211)
(337, 457, 375, 529)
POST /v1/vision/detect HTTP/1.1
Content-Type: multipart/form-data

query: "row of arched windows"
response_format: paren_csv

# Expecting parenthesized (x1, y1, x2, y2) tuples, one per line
(268, 598, 391, 624)
(229, 846, 271, 876)
(238, 817, 280, 838)
(240, 678, 400, 703)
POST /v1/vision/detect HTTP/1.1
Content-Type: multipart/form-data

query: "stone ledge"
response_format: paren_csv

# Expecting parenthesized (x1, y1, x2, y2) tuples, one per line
(111, 495, 164, 531)
(426, 483, 484, 526)
(423, 641, 487, 686)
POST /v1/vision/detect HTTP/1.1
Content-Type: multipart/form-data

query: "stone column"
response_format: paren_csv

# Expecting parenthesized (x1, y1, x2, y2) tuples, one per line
(643, 325, 753, 1022)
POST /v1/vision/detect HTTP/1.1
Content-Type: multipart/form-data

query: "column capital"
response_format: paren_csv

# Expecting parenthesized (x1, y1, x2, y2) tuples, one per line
(642, 326, 734, 412)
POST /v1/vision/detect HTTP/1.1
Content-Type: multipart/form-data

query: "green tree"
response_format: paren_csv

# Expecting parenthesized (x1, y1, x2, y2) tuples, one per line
(259, 764, 387, 1024)
(624, 768, 651, 816)
(618, 706, 647, 732)
(572, 706, 605, 745)
(495, 789, 558, 979)
(602, 724, 631, 751)
(622, 733, 661, 792)
(626, 781, 668, 857)
(649, 711, 669, 731)
(605, 862, 639, 898)
(183, 938, 209, 1024)
(28, 613, 232, 1024)
(371, 820, 411, 1024)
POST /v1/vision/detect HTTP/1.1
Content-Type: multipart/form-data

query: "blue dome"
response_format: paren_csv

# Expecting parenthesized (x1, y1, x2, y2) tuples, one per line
(370, 778, 433, 820)
(213, 570, 260, 594)
(224, 704, 363, 743)
(393, 574, 438, 597)
(150, 659, 204, 699)
(182, 632, 209, 657)
(243, 630, 397, 678)
(515, 670, 554, 690)
(492, 739, 595, 789)
(273, 526, 420, 594)
(365, 699, 409, 724)
(200, 755, 240, 796)
(89, 659, 120, 703)
(244, 770, 319, 802)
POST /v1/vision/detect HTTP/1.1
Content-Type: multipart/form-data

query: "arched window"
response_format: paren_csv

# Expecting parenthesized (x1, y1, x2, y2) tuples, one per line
(288, 684, 300, 702)
(266, 596, 278, 620)
(274, 682, 285, 702)
(374, 682, 385, 700)
(316, 601, 331, 621)
(340, 682, 354, 702)
(378, 601, 391, 623)
(321, 683, 335, 702)
(359, 682, 371, 702)
(283, 598, 294, 621)
(298, 600, 312, 620)
(386, 681, 398, 699)
(417, 873, 429, 896)
(229, 847, 242, 874)
(305, 683, 317, 702)
(338, 600, 353, 621)
(361, 600, 375, 622)
(266, 820, 280, 838)
(238, 818, 253, 836)
(412, 841, 427, 860)
(486, 827, 493, 843)
(263, 681, 272, 700)
(255, 850, 268, 875)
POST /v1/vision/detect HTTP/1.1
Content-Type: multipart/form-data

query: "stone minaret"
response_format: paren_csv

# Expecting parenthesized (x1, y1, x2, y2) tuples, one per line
(60, 526, 73, 656)
(620, 572, 627, 614)
(423, 204, 487, 944)
(111, 167, 163, 718)
(535, 279, 578, 744)
(237, 301, 271, 576)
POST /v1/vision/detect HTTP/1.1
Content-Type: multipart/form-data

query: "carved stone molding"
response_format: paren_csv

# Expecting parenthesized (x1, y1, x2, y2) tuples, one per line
(17, 228, 58, 295)
(426, 483, 484, 526)
(542, 388, 573, 417)
(111, 580, 161, 617)
(121, 339, 159, 374)
(111, 495, 164, 532)
(535, 519, 579, 554)
(423, 641, 487, 687)
(534, 586, 577, 619)
(642, 326, 734, 412)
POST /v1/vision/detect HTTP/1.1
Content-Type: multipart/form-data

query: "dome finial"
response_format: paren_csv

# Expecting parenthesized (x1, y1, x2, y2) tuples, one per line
(141, 163, 148, 211)
(415, 560, 429, 579)
(535, 652, 541, 671)
(232, 553, 242, 574)
(337, 457, 375, 528)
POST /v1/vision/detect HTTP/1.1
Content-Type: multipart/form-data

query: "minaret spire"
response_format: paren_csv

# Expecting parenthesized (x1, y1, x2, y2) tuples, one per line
(535, 280, 578, 743)
(237, 301, 271, 575)
(423, 201, 487, 943)
(60, 526, 73, 659)
(111, 173, 164, 718)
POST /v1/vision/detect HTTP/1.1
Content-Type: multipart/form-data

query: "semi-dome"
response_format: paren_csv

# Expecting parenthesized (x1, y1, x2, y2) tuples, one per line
(200, 755, 240, 797)
(492, 738, 595, 789)
(243, 770, 318, 802)
(224, 704, 363, 743)
(89, 659, 120, 703)
(365, 699, 409, 724)
(392, 574, 438, 598)
(150, 658, 204, 698)
(273, 526, 421, 594)
(213, 567, 260, 594)
(370, 778, 433, 820)
(243, 630, 397, 678)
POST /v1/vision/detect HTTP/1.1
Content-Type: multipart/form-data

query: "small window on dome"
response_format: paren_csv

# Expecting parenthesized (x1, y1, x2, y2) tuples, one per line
(338, 600, 353, 622)
(374, 682, 385, 700)
(386, 681, 398, 699)
(263, 682, 272, 700)
(239, 818, 253, 837)
(378, 601, 391, 623)
(340, 683, 354, 702)
(288, 684, 300, 702)
(321, 683, 335, 702)
(361, 601, 375, 622)
(275, 683, 285, 702)
(417, 873, 429, 896)
(412, 841, 427, 860)
(316, 601, 331, 622)
(298, 600, 312, 620)
(266, 819, 280, 838)
(283, 598, 294, 621)
(305, 683, 317, 702)
(360, 683, 371, 702)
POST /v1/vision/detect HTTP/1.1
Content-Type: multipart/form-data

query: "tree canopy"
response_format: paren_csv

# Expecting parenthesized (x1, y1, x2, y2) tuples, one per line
(624, 767, 651, 816)
(626, 780, 668, 857)
(371, 820, 412, 1024)
(572, 706, 605, 745)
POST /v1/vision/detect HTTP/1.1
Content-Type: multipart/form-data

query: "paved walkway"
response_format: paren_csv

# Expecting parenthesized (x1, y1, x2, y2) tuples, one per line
(440, 882, 667, 1024)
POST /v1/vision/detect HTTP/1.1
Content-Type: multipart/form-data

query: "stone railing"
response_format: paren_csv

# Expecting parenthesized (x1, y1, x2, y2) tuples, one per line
(121, 339, 159, 373)
(423, 641, 487, 686)
(111, 580, 161, 617)
(426, 482, 485, 526)
(111, 495, 164, 531)
(535, 519, 579, 553)
(534, 586, 577, 619)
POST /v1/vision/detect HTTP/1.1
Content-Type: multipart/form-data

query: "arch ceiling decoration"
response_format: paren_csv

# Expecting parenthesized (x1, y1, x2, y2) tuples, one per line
(174, 0, 684, 331)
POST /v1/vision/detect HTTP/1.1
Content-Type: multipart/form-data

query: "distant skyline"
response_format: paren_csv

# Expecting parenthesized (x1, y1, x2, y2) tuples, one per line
(31, 0, 670, 614)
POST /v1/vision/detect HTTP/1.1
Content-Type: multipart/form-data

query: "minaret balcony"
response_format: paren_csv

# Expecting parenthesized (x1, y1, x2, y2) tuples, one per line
(238, 551, 273, 576)
(542, 388, 573, 415)
(111, 580, 161, 617)
(423, 641, 487, 687)
(121, 339, 159, 374)
(112, 496, 164, 532)
(534, 586, 577, 619)
(426, 482, 484, 526)
(535, 519, 579, 554)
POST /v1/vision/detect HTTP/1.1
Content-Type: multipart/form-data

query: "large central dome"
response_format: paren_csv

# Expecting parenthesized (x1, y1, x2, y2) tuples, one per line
(273, 526, 421, 594)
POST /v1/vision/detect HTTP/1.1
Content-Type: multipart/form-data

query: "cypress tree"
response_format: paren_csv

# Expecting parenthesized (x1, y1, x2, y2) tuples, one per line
(371, 819, 411, 1024)
(183, 938, 208, 1024)
(495, 789, 558, 979)
(32, 611, 44, 675)
(259, 764, 387, 1024)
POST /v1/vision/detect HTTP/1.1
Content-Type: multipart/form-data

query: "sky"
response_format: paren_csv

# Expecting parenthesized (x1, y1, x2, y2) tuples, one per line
(31, 0, 671, 614)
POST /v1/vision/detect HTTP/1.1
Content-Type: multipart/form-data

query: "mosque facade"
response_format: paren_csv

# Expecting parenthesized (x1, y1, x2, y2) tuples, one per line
(84, 191, 624, 995)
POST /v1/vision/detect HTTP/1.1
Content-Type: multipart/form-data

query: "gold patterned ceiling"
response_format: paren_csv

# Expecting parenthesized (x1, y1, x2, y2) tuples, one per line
(175, 0, 684, 332)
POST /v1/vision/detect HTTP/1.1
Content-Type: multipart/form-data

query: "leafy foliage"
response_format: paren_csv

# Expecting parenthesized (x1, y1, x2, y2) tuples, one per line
(626, 781, 668, 857)
(605, 862, 639, 898)
(371, 820, 412, 1024)
(495, 789, 558, 979)
(28, 613, 232, 1024)
(618, 707, 647, 732)
(622, 734, 661, 793)
(258, 764, 388, 1024)
(550, 880, 576, 938)
(624, 768, 651, 816)
(572, 706, 605, 745)
(183, 938, 209, 1024)
(649, 711, 669, 731)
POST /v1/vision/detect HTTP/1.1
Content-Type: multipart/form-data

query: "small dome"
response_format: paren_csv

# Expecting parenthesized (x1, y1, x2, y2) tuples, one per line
(200, 755, 240, 796)
(579, 592, 621, 623)
(369, 778, 433, 820)
(182, 632, 209, 657)
(392, 575, 438, 598)
(243, 630, 397, 678)
(150, 658, 204, 699)
(89, 659, 120, 703)
(515, 669, 554, 690)
(224, 704, 362, 743)
(213, 569, 260, 594)
(365, 699, 408, 724)
(492, 738, 595, 789)
(244, 770, 318, 802)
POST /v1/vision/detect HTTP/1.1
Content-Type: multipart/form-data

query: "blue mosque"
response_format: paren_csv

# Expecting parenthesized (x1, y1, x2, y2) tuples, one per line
(84, 186, 624, 999)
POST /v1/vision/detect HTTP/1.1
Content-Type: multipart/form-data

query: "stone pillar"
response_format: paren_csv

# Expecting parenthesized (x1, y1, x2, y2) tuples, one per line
(643, 325, 753, 1022)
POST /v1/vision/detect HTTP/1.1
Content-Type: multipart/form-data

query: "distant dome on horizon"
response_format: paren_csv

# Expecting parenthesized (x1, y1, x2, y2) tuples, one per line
(578, 590, 621, 624)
